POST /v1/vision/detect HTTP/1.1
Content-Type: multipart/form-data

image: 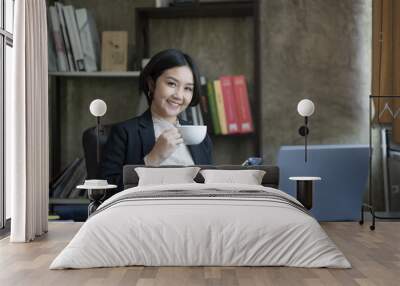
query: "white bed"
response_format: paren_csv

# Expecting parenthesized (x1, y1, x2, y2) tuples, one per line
(50, 183, 351, 269)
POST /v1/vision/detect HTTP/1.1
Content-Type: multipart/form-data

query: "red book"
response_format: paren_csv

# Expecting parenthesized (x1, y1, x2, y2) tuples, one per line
(219, 76, 239, 134)
(232, 75, 254, 133)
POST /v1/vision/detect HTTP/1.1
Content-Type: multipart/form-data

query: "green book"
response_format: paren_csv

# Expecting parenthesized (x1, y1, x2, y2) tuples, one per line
(207, 82, 221, 134)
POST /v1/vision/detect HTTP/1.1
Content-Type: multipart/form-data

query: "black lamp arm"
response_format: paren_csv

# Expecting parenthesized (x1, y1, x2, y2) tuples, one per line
(305, 116, 308, 162)
(298, 116, 309, 162)
(96, 116, 101, 164)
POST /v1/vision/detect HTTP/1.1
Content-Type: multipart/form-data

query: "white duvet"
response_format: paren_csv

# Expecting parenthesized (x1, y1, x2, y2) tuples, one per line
(50, 183, 351, 269)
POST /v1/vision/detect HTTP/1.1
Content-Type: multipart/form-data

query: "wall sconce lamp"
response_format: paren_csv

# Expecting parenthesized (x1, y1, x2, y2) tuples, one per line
(89, 99, 107, 164)
(297, 99, 315, 162)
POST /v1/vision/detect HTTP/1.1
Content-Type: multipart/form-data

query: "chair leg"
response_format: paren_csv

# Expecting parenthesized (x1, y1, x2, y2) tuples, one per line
(369, 206, 376, 230)
(359, 204, 364, 225)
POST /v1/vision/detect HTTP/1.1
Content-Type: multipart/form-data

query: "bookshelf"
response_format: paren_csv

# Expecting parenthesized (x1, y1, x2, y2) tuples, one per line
(135, 0, 262, 162)
(49, 71, 140, 77)
(48, 74, 142, 221)
(48, 72, 140, 181)
(50, 198, 89, 204)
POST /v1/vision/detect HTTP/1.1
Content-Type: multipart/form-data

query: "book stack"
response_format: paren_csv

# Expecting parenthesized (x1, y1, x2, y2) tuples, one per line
(48, 2, 100, 72)
(50, 158, 87, 199)
(195, 75, 254, 135)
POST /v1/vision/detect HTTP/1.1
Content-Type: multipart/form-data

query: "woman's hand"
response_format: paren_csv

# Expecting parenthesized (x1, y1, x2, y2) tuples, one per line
(145, 128, 183, 165)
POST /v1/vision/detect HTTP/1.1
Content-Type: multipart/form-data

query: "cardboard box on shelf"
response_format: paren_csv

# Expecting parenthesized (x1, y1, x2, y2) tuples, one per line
(101, 31, 128, 71)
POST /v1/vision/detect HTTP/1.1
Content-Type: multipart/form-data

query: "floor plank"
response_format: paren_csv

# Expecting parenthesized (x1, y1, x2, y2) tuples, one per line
(0, 221, 399, 286)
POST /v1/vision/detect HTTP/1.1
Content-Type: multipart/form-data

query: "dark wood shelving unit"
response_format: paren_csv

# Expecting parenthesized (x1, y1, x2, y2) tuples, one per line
(48, 73, 140, 181)
(212, 132, 256, 138)
(135, 0, 262, 158)
(136, 2, 253, 19)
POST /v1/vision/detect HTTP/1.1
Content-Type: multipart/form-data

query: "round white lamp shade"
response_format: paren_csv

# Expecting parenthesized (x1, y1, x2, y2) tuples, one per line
(297, 99, 315, 117)
(89, 99, 107, 117)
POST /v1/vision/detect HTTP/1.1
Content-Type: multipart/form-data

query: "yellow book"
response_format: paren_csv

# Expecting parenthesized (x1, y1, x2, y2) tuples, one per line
(213, 80, 228, 134)
(48, 215, 60, 220)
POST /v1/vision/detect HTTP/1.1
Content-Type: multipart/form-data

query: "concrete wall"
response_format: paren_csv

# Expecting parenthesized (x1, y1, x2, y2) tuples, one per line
(260, 0, 372, 163)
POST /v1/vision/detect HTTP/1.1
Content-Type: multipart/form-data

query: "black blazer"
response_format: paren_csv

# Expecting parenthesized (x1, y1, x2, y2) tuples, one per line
(101, 109, 213, 194)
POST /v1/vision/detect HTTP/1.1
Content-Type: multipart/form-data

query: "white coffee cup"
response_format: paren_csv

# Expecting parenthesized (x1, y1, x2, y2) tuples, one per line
(177, 125, 207, 145)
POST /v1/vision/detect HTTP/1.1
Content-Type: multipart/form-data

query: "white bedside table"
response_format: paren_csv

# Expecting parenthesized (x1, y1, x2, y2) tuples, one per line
(289, 176, 321, 210)
(77, 184, 117, 216)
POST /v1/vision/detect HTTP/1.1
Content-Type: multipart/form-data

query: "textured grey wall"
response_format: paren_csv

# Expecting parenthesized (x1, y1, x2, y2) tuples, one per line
(260, 0, 371, 163)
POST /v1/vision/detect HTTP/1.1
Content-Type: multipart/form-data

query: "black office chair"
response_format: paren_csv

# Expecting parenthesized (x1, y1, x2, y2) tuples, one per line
(82, 125, 112, 179)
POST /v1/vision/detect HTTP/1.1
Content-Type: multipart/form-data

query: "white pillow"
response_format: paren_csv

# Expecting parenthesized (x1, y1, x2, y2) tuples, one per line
(135, 167, 200, 186)
(200, 169, 266, 185)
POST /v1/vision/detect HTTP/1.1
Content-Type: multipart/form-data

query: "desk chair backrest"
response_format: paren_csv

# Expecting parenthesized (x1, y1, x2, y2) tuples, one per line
(82, 125, 112, 179)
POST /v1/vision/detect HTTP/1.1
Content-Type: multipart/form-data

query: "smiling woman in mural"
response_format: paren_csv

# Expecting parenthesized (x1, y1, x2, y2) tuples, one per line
(101, 49, 213, 195)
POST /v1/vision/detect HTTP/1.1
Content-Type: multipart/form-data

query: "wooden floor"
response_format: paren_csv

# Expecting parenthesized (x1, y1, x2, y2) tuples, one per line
(0, 221, 399, 286)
